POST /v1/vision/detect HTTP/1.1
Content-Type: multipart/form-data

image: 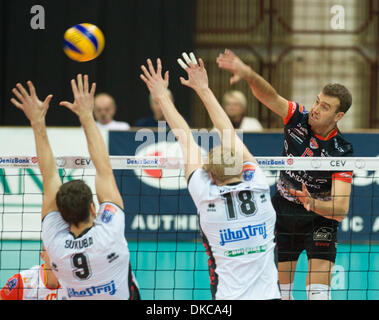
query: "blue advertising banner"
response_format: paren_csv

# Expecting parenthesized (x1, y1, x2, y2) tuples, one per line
(109, 130, 379, 243)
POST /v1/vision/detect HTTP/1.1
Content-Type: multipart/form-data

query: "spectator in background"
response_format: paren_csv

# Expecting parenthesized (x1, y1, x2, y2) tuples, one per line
(222, 90, 263, 131)
(134, 90, 174, 127)
(94, 93, 130, 130)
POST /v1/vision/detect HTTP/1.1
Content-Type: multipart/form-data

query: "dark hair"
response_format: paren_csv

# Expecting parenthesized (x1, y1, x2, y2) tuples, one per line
(322, 83, 352, 113)
(56, 180, 93, 227)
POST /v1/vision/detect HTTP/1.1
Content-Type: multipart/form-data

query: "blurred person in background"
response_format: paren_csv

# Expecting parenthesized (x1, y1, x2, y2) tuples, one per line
(134, 90, 175, 127)
(94, 93, 130, 130)
(222, 90, 263, 131)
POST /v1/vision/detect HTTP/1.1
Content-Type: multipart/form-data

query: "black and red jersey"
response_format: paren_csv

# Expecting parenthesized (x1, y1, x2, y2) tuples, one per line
(277, 101, 354, 203)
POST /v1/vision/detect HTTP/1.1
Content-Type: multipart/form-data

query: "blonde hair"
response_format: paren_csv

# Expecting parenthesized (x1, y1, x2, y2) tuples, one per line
(222, 90, 247, 110)
(203, 145, 243, 183)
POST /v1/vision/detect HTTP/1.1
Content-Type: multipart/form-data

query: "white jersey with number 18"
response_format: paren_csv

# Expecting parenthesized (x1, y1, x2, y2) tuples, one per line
(42, 202, 138, 300)
(188, 162, 280, 300)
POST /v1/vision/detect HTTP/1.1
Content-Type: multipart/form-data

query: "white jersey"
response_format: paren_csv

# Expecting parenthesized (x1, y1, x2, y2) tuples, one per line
(42, 202, 139, 300)
(188, 162, 280, 300)
(0, 264, 64, 300)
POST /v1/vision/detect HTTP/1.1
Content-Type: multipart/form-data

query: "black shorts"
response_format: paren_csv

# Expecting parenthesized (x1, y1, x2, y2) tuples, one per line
(272, 192, 339, 263)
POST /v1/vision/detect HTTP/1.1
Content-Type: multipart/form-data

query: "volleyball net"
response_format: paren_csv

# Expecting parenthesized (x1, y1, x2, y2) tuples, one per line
(0, 155, 378, 300)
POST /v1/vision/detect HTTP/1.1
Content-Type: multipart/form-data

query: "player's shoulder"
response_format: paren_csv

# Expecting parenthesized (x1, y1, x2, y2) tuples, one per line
(329, 129, 354, 156)
(283, 101, 308, 126)
(97, 201, 125, 224)
(0, 272, 24, 300)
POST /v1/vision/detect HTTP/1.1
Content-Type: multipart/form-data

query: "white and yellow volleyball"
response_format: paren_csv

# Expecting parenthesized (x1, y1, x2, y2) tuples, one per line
(63, 23, 105, 62)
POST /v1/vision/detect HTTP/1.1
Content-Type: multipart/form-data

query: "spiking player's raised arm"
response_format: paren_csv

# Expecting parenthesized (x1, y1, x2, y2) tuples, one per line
(10, 82, 60, 220)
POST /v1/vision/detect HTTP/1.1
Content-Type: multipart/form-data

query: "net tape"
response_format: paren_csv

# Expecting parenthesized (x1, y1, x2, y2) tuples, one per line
(0, 156, 376, 170)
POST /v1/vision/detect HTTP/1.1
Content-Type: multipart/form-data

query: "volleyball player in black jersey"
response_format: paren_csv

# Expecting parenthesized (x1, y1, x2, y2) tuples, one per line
(217, 49, 353, 300)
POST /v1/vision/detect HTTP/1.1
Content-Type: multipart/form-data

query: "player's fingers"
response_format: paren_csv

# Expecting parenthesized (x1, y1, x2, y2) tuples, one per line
(189, 52, 198, 65)
(302, 183, 308, 194)
(16, 83, 30, 99)
(156, 58, 162, 76)
(164, 71, 169, 83)
(10, 98, 23, 110)
(141, 65, 153, 81)
(198, 58, 205, 69)
(77, 74, 84, 93)
(90, 83, 96, 96)
(182, 52, 192, 65)
(12, 87, 25, 102)
(83, 74, 89, 93)
(225, 48, 234, 57)
(43, 94, 53, 105)
(59, 101, 75, 113)
(147, 59, 156, 76)
(177, 58, 188, 71)
(140, 74, 150, 85)
(71, 79, 79, 97)
(180, 77, 190, 87)
(27, 81, 37, 98)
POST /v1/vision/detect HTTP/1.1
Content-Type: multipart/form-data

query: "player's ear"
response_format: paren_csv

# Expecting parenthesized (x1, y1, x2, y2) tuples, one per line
(90, 202, 96, 218)
(209, 172, 216, 184)
(335, 111, 344, 122)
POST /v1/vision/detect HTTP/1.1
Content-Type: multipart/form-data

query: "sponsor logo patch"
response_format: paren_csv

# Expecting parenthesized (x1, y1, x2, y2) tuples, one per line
(101, 204, 117, 223)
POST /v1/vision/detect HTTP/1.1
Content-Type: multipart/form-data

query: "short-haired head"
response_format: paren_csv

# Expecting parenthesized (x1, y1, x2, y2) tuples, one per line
(94, 93, 117, 125)
(56, 180, 94, 228)
(222, 90, 248, 120)
(322, 83, 352, 113)
(203, 145, 243, 184)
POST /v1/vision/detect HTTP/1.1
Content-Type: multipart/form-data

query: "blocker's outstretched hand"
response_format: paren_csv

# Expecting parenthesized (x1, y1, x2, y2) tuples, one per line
(60, 74, 96, 119)
(11, 81, 53, 125)
(177, 52, 209, 92)
(140, 58, 170, 100)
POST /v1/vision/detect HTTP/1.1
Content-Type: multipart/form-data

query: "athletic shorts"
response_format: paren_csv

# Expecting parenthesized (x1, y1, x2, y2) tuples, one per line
(272, 192, 339, 263)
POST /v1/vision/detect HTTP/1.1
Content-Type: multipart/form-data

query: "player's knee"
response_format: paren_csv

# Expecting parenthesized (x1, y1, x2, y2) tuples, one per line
(280, 282, 294, 300)
(306, 284, 331, 300)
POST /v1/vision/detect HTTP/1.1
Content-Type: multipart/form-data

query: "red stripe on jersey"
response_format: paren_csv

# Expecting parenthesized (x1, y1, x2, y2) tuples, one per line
(0, 273, 24, 300)
(283, 101, 296, 125)
(314, 128, 338, 141)
(332, 172, 353, 183)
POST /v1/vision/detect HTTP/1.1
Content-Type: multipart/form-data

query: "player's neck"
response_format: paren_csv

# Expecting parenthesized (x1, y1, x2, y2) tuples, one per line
(70, 220, 94, 238)
(216, 176, 242, 186)
(311, 123, 337, 139)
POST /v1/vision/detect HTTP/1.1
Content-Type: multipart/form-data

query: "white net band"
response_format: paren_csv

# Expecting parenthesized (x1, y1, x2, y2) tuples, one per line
(0, 156, 377, 170)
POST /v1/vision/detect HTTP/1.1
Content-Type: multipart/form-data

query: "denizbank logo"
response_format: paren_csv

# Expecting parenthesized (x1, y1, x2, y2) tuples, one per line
(257, 159, 285, 166)
(0, 157, 31, 164)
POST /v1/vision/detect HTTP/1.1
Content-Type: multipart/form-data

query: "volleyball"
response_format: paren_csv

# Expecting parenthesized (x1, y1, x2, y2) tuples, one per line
(63, 23, 105, 62)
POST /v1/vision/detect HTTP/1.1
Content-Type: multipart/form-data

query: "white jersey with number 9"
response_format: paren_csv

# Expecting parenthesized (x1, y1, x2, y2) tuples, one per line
(42, 202, 138, 300)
